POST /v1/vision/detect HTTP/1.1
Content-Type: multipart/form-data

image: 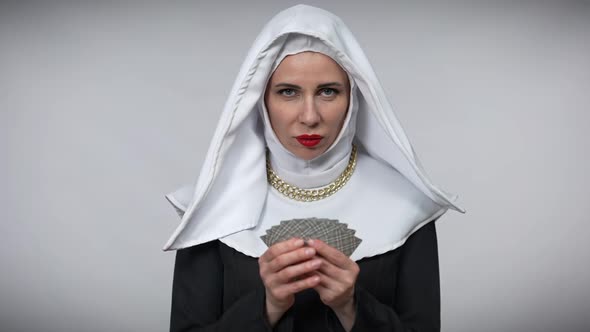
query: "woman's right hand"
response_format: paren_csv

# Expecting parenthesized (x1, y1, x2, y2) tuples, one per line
(258, 238, 323, 326)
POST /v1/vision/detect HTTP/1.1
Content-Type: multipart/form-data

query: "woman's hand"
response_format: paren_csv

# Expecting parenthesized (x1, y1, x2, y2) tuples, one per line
(258, 238, 323, 326)
(307, 239, 359, 331)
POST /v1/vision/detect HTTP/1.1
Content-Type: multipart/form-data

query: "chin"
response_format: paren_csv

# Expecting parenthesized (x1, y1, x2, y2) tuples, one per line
(293, 146, 326, 161)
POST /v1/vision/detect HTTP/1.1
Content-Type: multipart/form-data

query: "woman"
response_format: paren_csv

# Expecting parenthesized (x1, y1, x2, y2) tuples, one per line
(164, 5, 464, 331)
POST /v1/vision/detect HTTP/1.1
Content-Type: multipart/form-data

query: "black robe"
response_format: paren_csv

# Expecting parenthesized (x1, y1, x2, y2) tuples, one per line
(170, 220, 440, 331)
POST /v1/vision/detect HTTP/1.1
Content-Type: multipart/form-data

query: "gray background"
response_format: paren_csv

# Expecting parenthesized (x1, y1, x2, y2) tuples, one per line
(2, 1, 589, 331)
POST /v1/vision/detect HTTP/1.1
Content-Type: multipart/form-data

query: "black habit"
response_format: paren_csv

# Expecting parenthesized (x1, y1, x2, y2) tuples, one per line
(170, 220, 440, 332)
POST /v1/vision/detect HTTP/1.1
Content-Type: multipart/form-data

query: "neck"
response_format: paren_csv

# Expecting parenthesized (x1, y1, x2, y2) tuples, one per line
(266, 140, 353, 189)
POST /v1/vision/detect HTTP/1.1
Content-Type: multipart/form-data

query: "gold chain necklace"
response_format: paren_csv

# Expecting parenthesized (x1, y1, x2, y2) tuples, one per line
(266, 144, 358, 202)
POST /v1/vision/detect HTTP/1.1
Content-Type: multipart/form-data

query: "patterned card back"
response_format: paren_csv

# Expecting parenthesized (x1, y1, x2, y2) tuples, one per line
(260, 218, 362, 257)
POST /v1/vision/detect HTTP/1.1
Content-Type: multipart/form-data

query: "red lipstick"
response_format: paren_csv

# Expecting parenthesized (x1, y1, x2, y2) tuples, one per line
(296, 134, 323, 147)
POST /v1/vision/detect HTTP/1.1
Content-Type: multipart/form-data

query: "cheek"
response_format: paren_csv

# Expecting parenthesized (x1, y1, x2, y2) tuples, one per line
(326, 101, 349, 129)
(265, 97, 279, 122)
(266, 102, 290, 131)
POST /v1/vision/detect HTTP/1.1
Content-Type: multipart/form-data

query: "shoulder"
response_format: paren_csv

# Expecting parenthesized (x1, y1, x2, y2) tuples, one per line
(354, 151, 432, 204)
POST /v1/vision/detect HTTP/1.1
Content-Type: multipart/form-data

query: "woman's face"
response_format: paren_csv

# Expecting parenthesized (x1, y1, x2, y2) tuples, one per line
(264, 51, 350, 161)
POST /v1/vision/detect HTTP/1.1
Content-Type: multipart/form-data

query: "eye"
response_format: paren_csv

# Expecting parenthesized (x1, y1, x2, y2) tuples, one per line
(319, 88, 339, 97)
(278, 88, 297, 97)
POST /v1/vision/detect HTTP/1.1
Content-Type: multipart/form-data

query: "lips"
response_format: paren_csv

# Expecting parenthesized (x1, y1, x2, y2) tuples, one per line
(296, 134, 323, 147)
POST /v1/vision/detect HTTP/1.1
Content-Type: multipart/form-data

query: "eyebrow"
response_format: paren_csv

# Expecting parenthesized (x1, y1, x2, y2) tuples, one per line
(274, 82, 345, 89)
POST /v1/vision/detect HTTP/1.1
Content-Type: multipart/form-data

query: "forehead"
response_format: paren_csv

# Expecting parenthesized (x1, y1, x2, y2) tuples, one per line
(270, 51, 349, 83)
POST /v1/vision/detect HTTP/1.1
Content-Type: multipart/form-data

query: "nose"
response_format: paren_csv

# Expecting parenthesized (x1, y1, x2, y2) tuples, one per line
(298, 96, 320, 127)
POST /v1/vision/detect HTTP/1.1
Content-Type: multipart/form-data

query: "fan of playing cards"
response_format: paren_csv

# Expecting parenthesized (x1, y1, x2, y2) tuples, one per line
(260, 218, 362, 257)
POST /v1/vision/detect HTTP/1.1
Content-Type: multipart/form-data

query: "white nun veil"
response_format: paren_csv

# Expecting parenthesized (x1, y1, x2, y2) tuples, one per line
(163, 5, 464, 260)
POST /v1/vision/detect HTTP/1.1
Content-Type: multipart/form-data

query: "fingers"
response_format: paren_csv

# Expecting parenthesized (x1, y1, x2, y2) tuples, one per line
(314, 262, 356, 291)
(313, 270, 354, 307)
(307, 239, 353, 269)
(306, 243, 359, 310)
(264, 257, 322, 292)
(316, 256, 345, 279)
(260, 238, 305, 263)
(259, 239, 316, 273)
(260, 240, 323, 315)
(259, 238, 323, 307)
(271, 273, 321, 300)
(276, 257, 322, 283)
(271, 246, 317, 272)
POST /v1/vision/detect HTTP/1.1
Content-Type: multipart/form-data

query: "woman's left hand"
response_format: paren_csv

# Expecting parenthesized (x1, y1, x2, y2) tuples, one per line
(306, 239, 359, 331)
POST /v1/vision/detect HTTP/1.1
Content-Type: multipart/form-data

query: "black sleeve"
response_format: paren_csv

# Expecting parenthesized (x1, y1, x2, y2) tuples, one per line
(350, 221, 441, 332)
(170, 241, 282, 332)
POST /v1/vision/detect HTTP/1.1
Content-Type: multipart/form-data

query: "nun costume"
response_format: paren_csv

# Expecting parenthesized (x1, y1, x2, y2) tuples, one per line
(164, 5, 464, 332)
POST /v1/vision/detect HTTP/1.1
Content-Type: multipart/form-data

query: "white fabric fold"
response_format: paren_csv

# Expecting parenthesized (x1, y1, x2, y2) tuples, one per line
(220, 146, 447, 261)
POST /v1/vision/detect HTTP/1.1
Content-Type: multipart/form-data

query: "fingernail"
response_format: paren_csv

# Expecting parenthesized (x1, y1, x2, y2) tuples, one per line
(307, 239, 315, 246)
(305, 248, 314, 255)
(294, 239, 304, 247)
(311, 259, 321, 268)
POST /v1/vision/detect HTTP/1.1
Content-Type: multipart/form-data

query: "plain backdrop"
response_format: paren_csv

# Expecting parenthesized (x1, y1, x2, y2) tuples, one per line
(1, 1, 589, 331)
